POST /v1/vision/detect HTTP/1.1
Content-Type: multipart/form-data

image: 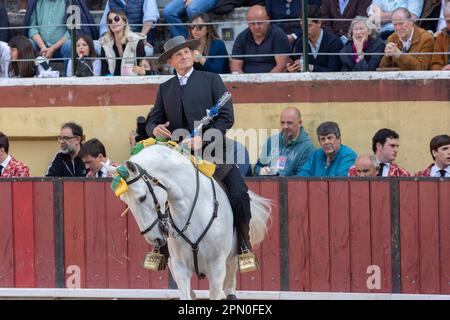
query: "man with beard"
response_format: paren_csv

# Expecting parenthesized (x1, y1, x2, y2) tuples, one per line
(298, 121, 357, 177)
(46, 122, 86, 177)
(254, 107, 314, 176)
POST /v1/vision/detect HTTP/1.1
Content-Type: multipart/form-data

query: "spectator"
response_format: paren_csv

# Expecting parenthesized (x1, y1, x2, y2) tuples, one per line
(340, 16, 385, 71)
(254, 107, 314, 176)
(431, 2, 450, 70)
(24, 0, 98, 73)
(0, 132, 30, 178)
(416, 134, 450, 177)
(230, 5, 290, 74)
(133, 57, 162, 75)
(298, 121, 357, 177)
(265, 0, 321, 44)
(320, 0, 371, 44)
(163, 0, 218, 38)
(351, 155, 379, 177)
(46, 122, 87, 177)
(0, 2, 9, 42)
(188, 13, 230, 74)
(288, 5, 343, 72)
(0, 41, 10, 77)
(99, 10, 146, 76)
(349, 128, 410, 177)
(79, 138, 117, 177)
(67, 35, 101, 77)
(379, 7, 434, 71)
(8, 35, 40, 78)
(418, 0, 447, 33)
(368, 0, 424, 39)
(99, 0, 159, 51)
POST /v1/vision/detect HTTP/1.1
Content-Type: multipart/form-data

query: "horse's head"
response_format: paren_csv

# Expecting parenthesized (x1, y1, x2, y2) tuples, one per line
(114, 160, 169, 248)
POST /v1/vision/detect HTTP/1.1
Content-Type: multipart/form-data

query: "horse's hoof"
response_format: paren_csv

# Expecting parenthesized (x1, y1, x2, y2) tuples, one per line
(226, 294, 238, 300)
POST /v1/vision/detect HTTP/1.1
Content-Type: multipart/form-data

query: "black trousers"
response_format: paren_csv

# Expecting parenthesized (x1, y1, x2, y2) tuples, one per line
(218, 164, 252, 222)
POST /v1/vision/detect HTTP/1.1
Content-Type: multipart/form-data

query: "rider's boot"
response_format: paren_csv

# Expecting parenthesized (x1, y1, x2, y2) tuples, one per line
(237, 219, 259, 273)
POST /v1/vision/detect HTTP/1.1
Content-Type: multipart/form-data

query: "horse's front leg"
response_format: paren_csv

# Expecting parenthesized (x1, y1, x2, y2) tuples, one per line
(170, 259, 193, 300)
(208, 257, 227, 300)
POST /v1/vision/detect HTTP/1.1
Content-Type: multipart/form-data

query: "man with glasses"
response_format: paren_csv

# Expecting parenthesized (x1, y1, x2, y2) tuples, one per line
(46, 122, 86, 177)
(230, 5, 290, 73)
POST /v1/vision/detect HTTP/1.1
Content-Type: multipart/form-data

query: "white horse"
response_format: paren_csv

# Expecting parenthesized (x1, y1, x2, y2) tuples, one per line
(114, 142, 271, 300)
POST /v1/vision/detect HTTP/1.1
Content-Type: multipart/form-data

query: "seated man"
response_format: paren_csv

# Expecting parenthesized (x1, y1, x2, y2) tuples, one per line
(431, 3, 450, 71)
(254, 107, 314, 176)
(350, 155, 379, 177)
(416, 134, 450, 177)
(230, 5, 290, 74)
(24, 0, 98, 73)
(46, 122, 86, 177)
(79, 138, 117, 177)
(368, 0, 424, 39)
(320, 0, 371, 44)
(348, 128, 410, 177)
(379, 7, 434, 71)
(0, 132, 30, 178)
(99, 0, 159, 50)
(298, 121, 357, 177)
(287, 5, 343, 72)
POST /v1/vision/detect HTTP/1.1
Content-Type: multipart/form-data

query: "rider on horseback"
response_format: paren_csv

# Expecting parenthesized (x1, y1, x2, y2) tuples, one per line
(145, 36, 257, 272)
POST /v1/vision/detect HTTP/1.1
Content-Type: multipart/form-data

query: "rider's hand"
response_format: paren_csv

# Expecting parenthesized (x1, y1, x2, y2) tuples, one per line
(153, 121, 171, 139)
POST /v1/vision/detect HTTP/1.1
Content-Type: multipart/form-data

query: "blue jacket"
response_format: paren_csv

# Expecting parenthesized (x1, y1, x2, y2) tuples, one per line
(298, 144, 357, 177)
(254, 128, 315, 176)
(194, 39, 230, 74)
(24, 0, 99, 40)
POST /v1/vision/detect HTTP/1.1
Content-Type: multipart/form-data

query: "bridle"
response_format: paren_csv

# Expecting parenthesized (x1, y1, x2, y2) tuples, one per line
(125, 162, 169, 240)
(125, 161, 219, 279)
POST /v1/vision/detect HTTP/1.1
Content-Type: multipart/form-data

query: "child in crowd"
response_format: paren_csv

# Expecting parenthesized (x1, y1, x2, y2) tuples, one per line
(132, 58, 161, 75)
(67, 35, 101, 77)
(8, 35, 39, 78)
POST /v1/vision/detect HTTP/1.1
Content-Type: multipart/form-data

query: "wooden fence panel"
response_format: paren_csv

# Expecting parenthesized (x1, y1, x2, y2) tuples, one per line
(0, 182, 14, 287)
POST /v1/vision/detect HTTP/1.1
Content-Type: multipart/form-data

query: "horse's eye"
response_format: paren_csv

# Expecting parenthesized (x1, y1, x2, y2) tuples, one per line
(139, 195, 147, 203)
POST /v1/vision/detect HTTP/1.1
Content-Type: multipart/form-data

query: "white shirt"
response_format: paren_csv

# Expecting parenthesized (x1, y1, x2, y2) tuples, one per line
(0, 154, 12, 172)
(97, 159, 112, 177)
(309, 29, 324, 59)
(380, 162, 390, 177)
(400, 28, 414, 52)
(177, 67, 194, 86)
(430, 164, 450, 177)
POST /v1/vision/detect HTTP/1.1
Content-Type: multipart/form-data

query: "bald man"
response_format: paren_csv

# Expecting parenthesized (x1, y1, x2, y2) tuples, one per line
(255, 107, 314, 176)
(231, 5, 291, 74)
(350, 155, 379, 177)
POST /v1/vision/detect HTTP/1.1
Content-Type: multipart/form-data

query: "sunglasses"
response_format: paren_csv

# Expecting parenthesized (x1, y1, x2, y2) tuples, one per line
(108, 15, 122, 24)
(190, 24, 206, 30)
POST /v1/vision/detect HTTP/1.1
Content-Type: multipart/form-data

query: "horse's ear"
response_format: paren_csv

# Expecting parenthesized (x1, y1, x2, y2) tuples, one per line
(125, 161, 137, 174)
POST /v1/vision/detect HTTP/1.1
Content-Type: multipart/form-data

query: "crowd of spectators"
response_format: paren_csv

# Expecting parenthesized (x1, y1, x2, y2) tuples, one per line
(0, 0, 449, 77)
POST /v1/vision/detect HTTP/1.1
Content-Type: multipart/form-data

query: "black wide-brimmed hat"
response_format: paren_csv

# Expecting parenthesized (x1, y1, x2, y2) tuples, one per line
(158, 36, 200, 64)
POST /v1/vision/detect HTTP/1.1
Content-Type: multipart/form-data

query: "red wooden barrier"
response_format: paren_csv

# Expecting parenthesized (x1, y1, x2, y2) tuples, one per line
(1, 179, 449, 294)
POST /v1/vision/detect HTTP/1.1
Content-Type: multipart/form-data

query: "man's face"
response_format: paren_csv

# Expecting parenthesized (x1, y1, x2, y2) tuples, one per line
(58, 127, 79, 155)
(355, 158, 378, 177)
(247, 11, 269, 39)
(319, 134, 341, 156)
(392, 12, 413, 40)
(280, 110, 301, 140)
(81, 154, 103, 173)
(432, 144, 450, 168)
(378, 138, 399, 163)
(301, 20, 321, 40)
(167, 47, 194, 74)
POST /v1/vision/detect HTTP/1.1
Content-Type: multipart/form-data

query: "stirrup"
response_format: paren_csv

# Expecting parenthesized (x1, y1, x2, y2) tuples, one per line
(238, 250, 259, 273)
(143, 249, 167, 271)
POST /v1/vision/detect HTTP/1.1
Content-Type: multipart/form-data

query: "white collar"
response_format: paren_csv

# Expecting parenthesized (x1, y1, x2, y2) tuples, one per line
(1, 154, 12, 168)
(400, 28, 414, 50)
(430, 163, 450, 177)
(98, 159, 111, 177)
(177, 67, 194, 82)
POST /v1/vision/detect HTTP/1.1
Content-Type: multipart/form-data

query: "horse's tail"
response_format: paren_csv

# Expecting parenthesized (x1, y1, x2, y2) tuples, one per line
(248, 190, 272, 246)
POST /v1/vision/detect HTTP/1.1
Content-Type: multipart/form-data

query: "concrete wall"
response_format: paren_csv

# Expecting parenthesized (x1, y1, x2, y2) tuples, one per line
(0, 72, 448, 176)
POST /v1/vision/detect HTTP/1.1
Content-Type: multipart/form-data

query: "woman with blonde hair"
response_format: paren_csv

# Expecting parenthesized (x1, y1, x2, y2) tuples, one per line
(339, 16, 385, 71)
(188, 13, 229, 74)
(99, 10, 146, 76)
